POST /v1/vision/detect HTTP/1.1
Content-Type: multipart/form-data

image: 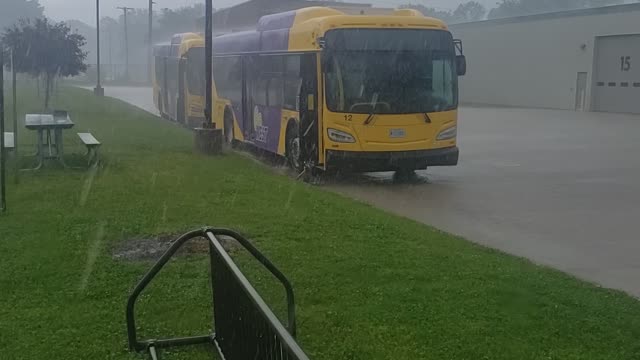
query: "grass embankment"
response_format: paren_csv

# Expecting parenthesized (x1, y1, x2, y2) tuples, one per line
(1, 85, 640, 360)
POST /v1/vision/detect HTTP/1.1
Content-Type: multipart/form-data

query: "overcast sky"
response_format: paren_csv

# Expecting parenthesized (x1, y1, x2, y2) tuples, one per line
(40, 0, 499, 24)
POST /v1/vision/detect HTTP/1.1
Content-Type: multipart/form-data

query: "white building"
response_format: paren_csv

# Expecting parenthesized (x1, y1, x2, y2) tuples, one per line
(450, 3, 640, 113)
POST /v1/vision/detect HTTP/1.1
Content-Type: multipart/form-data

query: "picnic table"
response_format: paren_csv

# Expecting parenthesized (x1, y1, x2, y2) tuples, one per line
(24, 112, 75, 169)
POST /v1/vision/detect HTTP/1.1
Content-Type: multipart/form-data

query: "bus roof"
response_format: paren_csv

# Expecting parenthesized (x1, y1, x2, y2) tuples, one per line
(213, 6, 448, 54)
(153, 43, 171, 57)
(154, 33, 204, 58)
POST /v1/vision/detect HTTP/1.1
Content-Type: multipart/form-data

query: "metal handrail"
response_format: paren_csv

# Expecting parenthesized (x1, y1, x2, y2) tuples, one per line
(125, 227, 307, 359)
(206, 227, 297, 336)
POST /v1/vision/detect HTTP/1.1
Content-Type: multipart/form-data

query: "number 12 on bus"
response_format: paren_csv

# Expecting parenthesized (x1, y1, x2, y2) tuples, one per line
(212, 7, 466, 173)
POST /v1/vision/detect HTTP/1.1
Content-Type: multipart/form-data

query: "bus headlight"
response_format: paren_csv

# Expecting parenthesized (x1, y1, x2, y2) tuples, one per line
(328, 128, 356, 143)
(436, 126, 457, 141)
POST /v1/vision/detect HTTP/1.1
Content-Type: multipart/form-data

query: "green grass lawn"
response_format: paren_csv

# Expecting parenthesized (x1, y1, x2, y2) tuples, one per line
(2, 85, 640, 360)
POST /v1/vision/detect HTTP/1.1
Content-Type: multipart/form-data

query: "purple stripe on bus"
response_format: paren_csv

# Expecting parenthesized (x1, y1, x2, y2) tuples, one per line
(213, 10, 294, 53)
(257, 10, 296, 31)
(214, 29, 289, 53)
(213, 31, 260, 53)
(253, 105, 282, 153)
(261, 29, 290, 52)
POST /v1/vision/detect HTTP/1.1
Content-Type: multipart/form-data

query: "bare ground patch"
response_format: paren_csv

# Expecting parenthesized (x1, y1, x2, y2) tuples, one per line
(112, 232, 240, 261)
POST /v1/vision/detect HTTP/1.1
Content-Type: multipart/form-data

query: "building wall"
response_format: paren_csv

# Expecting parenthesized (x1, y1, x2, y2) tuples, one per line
(450, 5, 640, 110)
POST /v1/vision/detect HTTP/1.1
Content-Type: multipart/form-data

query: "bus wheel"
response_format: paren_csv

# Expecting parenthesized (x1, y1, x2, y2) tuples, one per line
(224, 111, 234, 147)
(394, 167, 418, 182)
(286, 122, 302, 172)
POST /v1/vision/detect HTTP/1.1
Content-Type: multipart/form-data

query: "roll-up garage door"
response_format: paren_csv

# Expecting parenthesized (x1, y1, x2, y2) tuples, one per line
(593, 34, 640, 114)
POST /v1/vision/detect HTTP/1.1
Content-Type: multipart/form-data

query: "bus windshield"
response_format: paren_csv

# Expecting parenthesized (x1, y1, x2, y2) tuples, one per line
(324, 29, 457, 114)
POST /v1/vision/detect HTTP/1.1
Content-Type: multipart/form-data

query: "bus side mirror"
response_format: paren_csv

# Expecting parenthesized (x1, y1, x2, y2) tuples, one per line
(456, 55, 467, 76)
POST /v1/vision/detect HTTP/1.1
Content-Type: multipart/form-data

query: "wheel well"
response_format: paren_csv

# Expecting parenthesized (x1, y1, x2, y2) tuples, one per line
(285, 118, 298, 137)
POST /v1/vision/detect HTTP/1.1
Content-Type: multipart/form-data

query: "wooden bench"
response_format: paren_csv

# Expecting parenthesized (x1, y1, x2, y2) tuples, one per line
(77, 132, 101, 165)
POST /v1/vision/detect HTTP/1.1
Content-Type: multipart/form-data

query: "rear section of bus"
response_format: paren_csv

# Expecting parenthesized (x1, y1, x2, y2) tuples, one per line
(318, 12, 465, 172)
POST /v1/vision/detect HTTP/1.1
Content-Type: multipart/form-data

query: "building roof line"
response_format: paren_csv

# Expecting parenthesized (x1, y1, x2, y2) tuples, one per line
(451, 3, 640, 28)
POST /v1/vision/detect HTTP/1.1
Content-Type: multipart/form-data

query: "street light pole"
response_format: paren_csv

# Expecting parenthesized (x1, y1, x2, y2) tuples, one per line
(117, 7, 133, 81)
(94, 0, 104, 96)
(148, 0, 154, 84)
(1, 47, 6, 213)
(11, 49, 18, 183)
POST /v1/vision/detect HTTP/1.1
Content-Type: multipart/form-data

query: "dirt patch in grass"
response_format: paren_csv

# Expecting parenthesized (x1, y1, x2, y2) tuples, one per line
(112, 232, 239, 261)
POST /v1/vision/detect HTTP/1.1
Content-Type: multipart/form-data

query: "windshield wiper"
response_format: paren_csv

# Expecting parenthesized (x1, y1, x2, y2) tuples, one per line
(364, 92, 379, 125)
(423, 113, 432, 123)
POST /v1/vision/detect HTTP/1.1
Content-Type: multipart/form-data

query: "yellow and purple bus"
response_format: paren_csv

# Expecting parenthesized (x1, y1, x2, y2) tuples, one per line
(153, 33, 206, 127)
(212, 7, 466, 174)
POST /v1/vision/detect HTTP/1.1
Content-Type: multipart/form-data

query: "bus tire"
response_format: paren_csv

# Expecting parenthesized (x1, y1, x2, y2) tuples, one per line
(285, 121, 303, 172)
(223, 109, 234, 146)
(394, 167, 418, 182)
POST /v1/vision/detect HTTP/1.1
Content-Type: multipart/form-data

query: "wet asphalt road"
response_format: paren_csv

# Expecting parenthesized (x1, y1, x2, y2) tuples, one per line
(82, 86, 159, 116)
(100, 86, 640, 297)
(329, 107, 640, 297)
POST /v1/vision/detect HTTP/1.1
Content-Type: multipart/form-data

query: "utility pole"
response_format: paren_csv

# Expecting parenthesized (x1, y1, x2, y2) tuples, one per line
(108, 28, 113, 81)
(11, 49, 18, 183)
(94, 0, 104, 96)
(148, 0, 154, 84)
(1, 47, 6, 213)
(117, 7, 133, 81)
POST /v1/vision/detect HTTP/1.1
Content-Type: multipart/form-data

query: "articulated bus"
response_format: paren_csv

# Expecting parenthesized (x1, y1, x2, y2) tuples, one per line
(153, 33, 206, 127)
(212, 7, 466, 174)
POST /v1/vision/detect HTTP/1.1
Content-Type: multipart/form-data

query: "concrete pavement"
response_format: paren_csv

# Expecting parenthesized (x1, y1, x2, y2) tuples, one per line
(329, 107, 640, 297)
(101, 85, 640, 297)
(82, 86, 158, 116)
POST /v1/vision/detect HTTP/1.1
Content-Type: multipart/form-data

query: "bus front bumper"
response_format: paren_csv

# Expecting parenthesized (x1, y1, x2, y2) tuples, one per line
(326, 146, 459, 172)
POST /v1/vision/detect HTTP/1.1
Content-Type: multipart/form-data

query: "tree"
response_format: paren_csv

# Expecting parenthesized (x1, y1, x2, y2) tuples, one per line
(488, 0, 626, 19)
(399, 4, 455, 22)
(453, 1, 487, 22)
(0, 0, 43, 31)
(157, 4, 206, 38)
(3, 18, 88, 109)
(400, 2, 486, 23)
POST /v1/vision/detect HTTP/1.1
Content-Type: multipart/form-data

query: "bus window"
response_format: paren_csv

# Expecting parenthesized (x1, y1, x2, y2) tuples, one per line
(166, 57, 179, 92)
(268, 77, 284, 107)
(284, 78, 302, 110)
(155, 57, 164, 84)
(285, 56, 300, 76)
(214, 56, 243, 105)
(254, 77, 269, 106)
(284, 55, 302, 110)
(431, 57, 455, 107)
(186, 48, 205, 96)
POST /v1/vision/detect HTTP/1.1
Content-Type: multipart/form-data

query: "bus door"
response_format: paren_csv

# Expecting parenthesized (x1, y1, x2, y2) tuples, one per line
(299, 53, 319, 167)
